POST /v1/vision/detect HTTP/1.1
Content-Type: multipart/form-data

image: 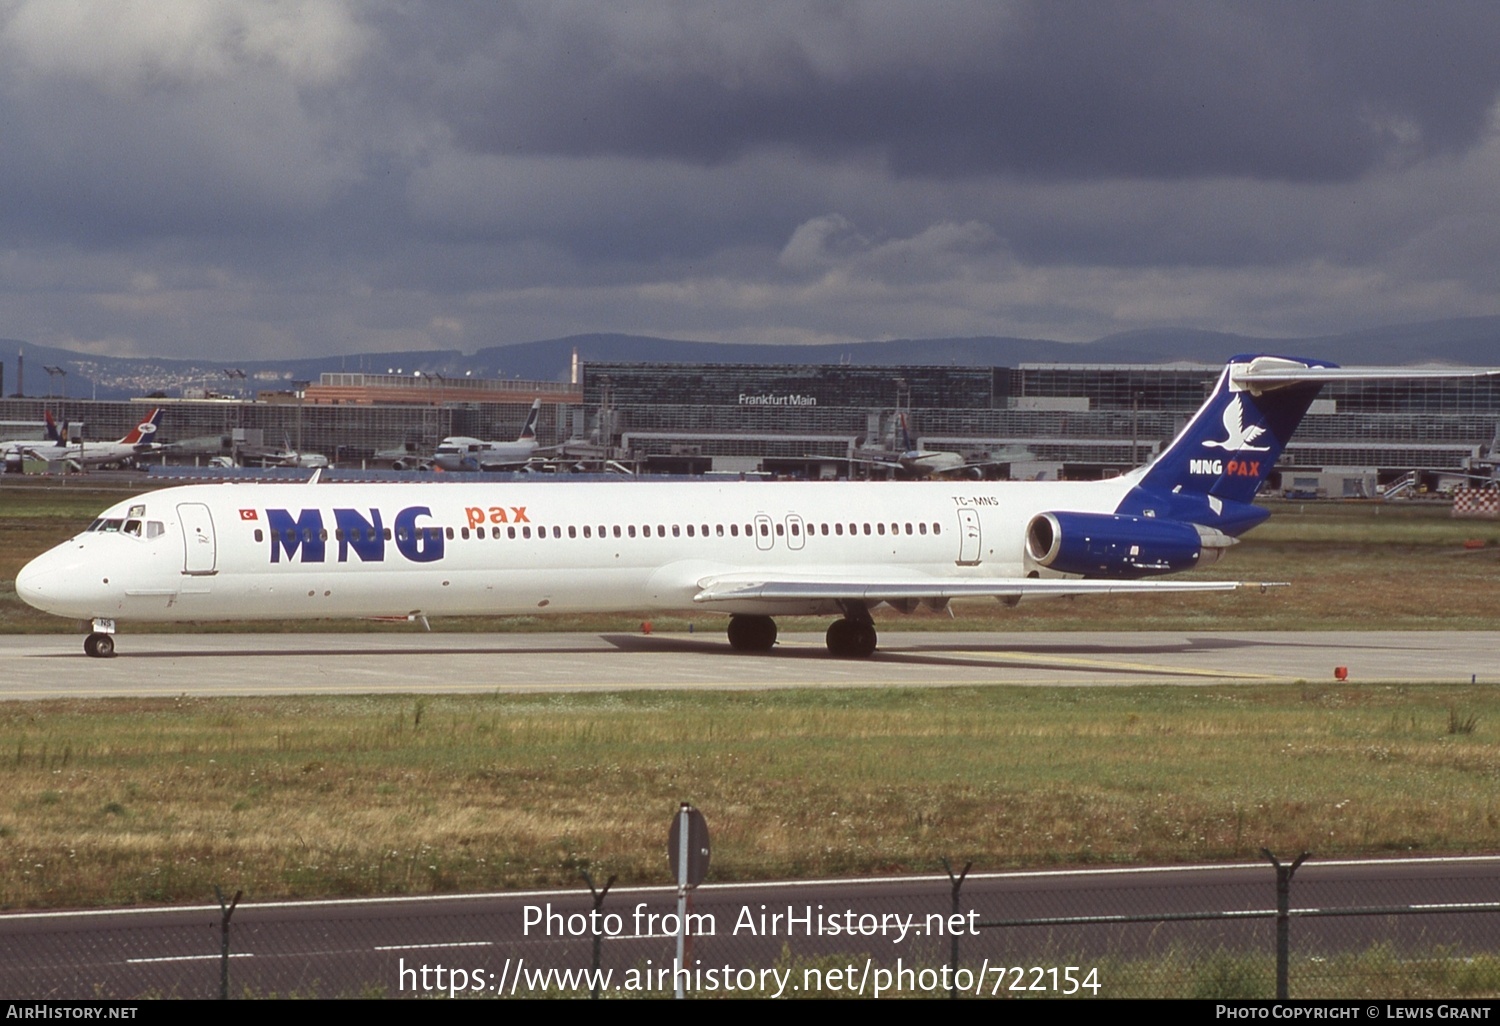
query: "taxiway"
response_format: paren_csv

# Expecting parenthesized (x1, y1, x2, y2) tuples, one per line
(1, 630, 1494, 699)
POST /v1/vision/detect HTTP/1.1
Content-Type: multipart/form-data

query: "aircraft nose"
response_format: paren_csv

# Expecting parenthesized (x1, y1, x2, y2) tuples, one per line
(15, 546, 101, 617)
(14, 553, 55, 611)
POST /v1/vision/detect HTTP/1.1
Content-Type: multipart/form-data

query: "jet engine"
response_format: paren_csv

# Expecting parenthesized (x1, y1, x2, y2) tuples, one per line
(1026, 511, 1231, 578)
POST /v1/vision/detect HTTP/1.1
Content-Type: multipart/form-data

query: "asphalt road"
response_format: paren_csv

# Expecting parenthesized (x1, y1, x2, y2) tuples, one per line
(2, 630, 1497, 699)
(2, 857, 1497, 999)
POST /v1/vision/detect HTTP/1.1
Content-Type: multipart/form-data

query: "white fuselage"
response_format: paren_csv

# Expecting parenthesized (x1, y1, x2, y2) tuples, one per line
(432, 437, 538, 471)
(44, 440, 160, 468)
(2, 437, 50, 465)
(16, 477, 1132, 624)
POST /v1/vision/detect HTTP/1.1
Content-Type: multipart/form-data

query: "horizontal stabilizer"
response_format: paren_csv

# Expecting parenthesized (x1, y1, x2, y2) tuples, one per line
(1231, 358, 1500, 393)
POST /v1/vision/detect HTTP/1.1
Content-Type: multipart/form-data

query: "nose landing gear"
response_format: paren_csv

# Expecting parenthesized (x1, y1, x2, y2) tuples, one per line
(82, 618, 117, 658)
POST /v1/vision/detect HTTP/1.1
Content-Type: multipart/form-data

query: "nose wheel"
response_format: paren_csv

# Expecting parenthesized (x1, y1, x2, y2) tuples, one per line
(84, 632, 116, 659)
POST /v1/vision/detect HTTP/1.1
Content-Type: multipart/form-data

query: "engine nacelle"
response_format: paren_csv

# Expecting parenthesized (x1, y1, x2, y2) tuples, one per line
(1025, 511, 1206, 579)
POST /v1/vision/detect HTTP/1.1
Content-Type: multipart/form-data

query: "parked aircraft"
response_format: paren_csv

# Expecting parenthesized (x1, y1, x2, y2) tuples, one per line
(823, 412, 1026, 479)
(1, 415, 67, 471)
(35, 409, 165, 469)
(16, 356, 1498, 659)
(375, 440, 434, 471)
(234, 434, 330, 469)
(433, 399, 543, 471)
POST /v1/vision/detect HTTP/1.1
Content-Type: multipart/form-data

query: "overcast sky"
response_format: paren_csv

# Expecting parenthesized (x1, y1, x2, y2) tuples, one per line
(3, 1, 1500, 360)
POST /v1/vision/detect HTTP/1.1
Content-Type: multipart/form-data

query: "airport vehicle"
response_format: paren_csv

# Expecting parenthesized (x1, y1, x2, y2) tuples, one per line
(34, 408, 165, 469)
(16, 355, 1496, 659)
(433, 399, 543, 470)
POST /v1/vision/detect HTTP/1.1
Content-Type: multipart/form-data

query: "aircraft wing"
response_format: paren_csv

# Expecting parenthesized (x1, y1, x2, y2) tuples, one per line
(803, 453, 906, 470)
(693, 571, 1259, 604)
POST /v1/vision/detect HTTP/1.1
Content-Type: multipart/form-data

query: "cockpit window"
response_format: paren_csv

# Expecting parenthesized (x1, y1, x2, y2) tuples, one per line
(123, 520, 143, 537)
(87, 519, 103, 532)
(146, 521, 164, 538)
(99, 519, 125, 533)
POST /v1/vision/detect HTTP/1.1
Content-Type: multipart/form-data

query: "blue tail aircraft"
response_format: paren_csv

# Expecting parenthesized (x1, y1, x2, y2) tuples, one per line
(16, 354, 1500, 658)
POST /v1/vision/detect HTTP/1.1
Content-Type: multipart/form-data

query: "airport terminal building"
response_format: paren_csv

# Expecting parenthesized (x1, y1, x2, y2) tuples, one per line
(4, 358, 1499, 495)
(582, 361, 1500, 492)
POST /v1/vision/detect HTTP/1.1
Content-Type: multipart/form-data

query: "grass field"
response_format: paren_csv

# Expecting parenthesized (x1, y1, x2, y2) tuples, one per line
(1, 481, 1498, 912)
(0, 683, 1497, 909)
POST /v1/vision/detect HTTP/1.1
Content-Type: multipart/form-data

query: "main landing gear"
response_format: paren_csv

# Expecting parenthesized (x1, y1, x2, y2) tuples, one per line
(824, 617, 877, 659)
(727, 614, 778, 652)
(725, 609, 880, 658)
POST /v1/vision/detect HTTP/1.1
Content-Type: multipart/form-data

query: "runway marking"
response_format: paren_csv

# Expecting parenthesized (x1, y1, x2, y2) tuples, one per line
(0, 674, 1247, 699)
(941, 648, 1290, 680)
(127, 952, 253, 964)
(373, 940, 493, 951)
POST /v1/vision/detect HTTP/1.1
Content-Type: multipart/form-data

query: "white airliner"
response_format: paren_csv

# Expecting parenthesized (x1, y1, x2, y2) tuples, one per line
(433, 399, 543, 471)
(1, 414, 67, 471)
(234, 433, 330, 469)
(822, 412, 1024, 479)
(15, 356, 1498, 659)
(38, 409, 165, 469)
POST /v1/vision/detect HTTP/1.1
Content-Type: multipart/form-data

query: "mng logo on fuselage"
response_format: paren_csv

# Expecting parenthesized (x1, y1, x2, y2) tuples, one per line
(265, 507, 445, 564)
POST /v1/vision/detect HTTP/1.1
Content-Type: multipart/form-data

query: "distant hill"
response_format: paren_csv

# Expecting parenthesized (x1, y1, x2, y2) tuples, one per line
(3, 316, 1498, 401)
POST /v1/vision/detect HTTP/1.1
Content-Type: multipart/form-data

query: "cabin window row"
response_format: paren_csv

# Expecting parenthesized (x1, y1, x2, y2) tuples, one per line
(249, 521, 945, 543)
(252, 526, 432, 544)
(452, 521, 943, 540)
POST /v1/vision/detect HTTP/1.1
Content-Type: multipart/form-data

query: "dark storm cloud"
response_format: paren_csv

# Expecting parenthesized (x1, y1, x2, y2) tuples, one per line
(0, 1, 1499, 358)
(416, 2, 1500, 182)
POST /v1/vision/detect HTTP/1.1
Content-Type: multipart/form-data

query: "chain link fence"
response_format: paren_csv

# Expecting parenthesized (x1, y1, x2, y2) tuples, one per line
(2, 853, 1498, 999)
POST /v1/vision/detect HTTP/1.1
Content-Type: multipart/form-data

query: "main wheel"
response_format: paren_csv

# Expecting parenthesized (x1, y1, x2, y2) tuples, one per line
(850, 622, 878, 658)
(825, 618, 855, 655)
(84, 632, 116, 659)
(727, 615, 777, 652)
(826, 618, 878, 658)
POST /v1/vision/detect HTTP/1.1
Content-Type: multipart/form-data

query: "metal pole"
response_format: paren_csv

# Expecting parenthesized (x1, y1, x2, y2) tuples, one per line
(676, 802, 690, 1000)
(582, 871, 616, 1000)
(214, 885, 242, 1000)
(1132, 389, 1140, 465)
(941, 858, 973, 999)
(1262, 848, 1309, 1000)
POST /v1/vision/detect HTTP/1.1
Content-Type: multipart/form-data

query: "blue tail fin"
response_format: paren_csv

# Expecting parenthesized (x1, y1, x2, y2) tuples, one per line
(518, 399, 541, 442)
(44, 411, 67, 446)
(1114, 355, 1334, 535)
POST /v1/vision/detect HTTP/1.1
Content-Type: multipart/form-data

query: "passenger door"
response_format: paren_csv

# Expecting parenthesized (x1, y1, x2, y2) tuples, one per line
(178, 503, 218, 575)
(956, 508, 982, 566)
